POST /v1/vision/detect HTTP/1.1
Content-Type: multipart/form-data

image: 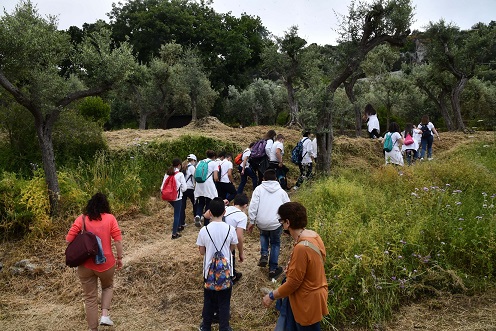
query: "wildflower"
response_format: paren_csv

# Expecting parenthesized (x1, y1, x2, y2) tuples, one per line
(400, 239, 407, 245)
(458, 218, 464, 221)
(422, 255, 431, 263)
(376, 285, 382, 290)
(446, 204, 451, 208)
(354, 254, 362, 260)
(491, 194, 496, 199)
(455, 201, 462, 206)
(398, 255, 403, 259)
(482, 192, 488, 197)
(453, 190, 462, 194)
(391, 276, 396, 281)
(441, 241, 446, 245)
(384, 250, 389, 255)
(458, 227, 463, 231)
(483, 203, 487, 208)
(412, 253, 417, 257)
(411, 192, 419, 197)
(423, 187, 429, 191)
(130, 156, 135, 159)
(476, 216, 483, 220)
(446, 183, 451, 187)
(350, 297, 354, 301)
(413, 269, 417, 273)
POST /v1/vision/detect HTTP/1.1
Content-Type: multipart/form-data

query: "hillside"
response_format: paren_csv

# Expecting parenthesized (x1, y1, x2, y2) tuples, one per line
(0, 121, 494, 331)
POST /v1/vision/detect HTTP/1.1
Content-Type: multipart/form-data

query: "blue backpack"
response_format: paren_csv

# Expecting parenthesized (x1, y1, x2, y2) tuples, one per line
(194, 160, 212, 183)
(383, 133, 394, 152)
(290, 138, 309, 165)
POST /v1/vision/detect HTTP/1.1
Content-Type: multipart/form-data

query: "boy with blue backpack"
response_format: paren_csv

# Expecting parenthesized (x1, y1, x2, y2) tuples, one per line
(292, 131, 315, 190)
(194, 150, 219, 227)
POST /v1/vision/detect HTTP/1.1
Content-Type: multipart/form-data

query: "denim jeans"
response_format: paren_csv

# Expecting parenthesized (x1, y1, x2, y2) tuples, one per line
(237, 166, 258, 194)
(259, 225, 283, 271)
(196, 196, 211, 225)
(420, 135, 433, 158)
(202, 287, 232, 331)
(169, 199, 183, 235)
(275, 297, 321, 331)
(180, 188, 195, 226)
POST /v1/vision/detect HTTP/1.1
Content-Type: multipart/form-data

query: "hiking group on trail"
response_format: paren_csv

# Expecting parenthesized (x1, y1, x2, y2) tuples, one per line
(364, 104, 441, 167)
(66, 114, 441, 330)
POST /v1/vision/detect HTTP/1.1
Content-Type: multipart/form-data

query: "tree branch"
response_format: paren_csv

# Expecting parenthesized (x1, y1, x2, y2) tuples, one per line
(56, 84, 112, 108)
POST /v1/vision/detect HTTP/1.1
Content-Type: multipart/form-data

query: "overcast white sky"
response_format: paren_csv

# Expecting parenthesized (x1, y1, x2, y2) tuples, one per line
(2, 0, 495, 45)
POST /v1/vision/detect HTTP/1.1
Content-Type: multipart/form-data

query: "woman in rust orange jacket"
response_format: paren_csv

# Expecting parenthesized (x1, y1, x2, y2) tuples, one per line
(262, 201, 328, 330)
(66, 193, 123, 331)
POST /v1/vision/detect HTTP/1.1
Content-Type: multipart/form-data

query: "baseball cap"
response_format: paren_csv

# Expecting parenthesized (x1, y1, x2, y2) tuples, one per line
(187, 154, 197, 161)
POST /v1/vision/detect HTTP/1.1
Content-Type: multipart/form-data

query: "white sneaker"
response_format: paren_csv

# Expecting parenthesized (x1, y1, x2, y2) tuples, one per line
(100, 315, 114, 326)
(194, 215, 201, 227)
(427, 157, 433, 161)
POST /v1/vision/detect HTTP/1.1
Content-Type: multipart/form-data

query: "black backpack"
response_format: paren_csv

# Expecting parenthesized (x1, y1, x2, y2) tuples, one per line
(421, 124, 431, 139)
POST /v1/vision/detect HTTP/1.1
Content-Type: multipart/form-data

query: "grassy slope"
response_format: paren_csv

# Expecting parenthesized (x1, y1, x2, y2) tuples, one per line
(0, 120, 494, 331)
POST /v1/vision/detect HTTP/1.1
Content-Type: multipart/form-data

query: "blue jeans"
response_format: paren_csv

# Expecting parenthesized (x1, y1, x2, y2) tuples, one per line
(202, 287, 232, 331)
(196, 196, 211, 225)
(275, 297, 321, 331)
(259, 225, 283, 271)
(169, 199, 182, 235)
(237, 166, 258, 194)
(420, 135, 433, 158)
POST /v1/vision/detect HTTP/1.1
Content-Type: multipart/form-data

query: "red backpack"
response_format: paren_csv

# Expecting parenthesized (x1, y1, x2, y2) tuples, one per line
(161, 171, 179, 201)
(234, 152, 243, 165)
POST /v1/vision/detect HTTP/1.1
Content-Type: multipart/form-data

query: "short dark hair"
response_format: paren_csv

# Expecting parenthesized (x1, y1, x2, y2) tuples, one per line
(206, 150, 216, 159)
(302, 131, 310, 137)
(388, 122, 400, 133)
(85, 193, 111, 221)
(218, 151, 226, 158)
(233, 193, 248, 206)
(278, 202, 307, 229)
(209, 197, 226, 217)
(263, 169, 276, 181)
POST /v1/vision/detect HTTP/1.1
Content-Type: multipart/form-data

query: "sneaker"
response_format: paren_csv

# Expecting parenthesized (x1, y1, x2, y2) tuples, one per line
(178, 225, 185, 232)
(257, 255, 268, 267)
(195, 215, 202, 227)
(100, 315, 114, 326)
(232, 271, 242, 284)
(427, 157, 433, 161)
(171, 233, 182, 239)
(268, 266, 283, 280)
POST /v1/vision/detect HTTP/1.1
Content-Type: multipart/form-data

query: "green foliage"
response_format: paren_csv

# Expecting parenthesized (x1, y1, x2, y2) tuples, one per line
(53, 110, 108, 167)
(296, 140, 496, 328)
(77, 96, 111, 125)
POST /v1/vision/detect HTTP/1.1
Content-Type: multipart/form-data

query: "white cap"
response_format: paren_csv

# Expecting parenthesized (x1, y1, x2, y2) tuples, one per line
(187, 154, 197, 161)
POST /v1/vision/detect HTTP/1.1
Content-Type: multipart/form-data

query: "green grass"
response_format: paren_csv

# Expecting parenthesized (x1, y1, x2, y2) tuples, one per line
(296, 140, 496, 328)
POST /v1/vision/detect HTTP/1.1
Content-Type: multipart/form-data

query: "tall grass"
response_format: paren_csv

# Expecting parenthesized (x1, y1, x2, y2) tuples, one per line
(297, 141, 496, 328)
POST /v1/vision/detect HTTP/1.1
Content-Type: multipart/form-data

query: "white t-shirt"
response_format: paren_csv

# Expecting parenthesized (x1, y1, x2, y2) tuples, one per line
(311, 138, 318, 158)
(265, 139, 274, 157)
(218, 159, 233, 183)
(241, 148, 251, 168)
(384, 132, 404, 166)
(301, 137, 314, 164)
(184, 163, 196, 190)
(224, 206, 247, 230)
(367, 114, 380, 133)
(418, 122, 436, 137)
(196, 221, 238, 279)
(269, 141, 284, 162)
(194, 159, 218, 199)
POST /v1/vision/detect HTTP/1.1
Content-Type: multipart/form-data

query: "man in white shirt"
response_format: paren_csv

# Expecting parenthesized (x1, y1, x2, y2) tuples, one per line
(268, 134, 290, 190)
(180, 154, 197, 230)
(294, 131, 315, 189)
(248, 169, 290, 280)
(215, 151, 237, 202)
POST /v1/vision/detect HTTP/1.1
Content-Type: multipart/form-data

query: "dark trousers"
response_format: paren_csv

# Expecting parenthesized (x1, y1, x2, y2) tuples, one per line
(202, 287, 232, 331)
(275, 297, 321, 331)
(237, 166, 258, 193)
(369, 129, 380, 139)
(295, 163, 313, 187)
(196, 196, 211, 225)
(216, 182, 237, 202)
(180, 188, 195, 226)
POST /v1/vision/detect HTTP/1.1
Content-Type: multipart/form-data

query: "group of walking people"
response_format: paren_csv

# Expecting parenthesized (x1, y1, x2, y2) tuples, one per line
(363, 104, 441, 167)
(66, 137, 328, 331)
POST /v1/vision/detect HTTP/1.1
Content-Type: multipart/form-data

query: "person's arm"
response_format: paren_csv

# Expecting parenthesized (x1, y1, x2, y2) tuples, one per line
(227, 168, 234, 183)
(179, 173, 187, 193)
(235, 227, 244, 262)
(432, 127, 440, 139)
(247, 191, 259, 233)
(276, 148, 283, 167)
(198, 246, 206, 256)
(114, 240, 123, 270)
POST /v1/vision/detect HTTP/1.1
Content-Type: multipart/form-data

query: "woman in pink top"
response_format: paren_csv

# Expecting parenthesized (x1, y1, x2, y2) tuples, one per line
(66, 193, 123, 331)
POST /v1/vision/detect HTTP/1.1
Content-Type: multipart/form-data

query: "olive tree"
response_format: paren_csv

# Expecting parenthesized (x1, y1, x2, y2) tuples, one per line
(0, 1, 136, 214)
